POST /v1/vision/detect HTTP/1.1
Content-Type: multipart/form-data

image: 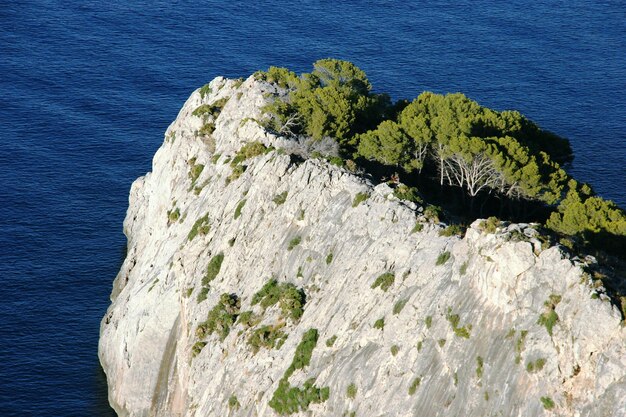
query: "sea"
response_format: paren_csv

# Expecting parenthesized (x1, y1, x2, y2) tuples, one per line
(0, 1, 624, 415)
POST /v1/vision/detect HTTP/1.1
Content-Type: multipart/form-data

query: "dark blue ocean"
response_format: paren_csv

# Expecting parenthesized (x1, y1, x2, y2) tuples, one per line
(1, 1, 624, 415)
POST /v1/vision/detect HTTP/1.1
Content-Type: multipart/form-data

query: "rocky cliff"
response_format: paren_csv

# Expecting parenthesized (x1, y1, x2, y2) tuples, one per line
(99, 75, 626, 417)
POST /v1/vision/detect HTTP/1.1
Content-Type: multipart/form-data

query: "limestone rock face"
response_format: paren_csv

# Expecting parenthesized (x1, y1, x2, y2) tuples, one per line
(99, 76, 626, 417)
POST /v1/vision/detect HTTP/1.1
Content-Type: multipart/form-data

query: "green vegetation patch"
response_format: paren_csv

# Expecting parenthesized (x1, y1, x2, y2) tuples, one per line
(526, 358, 547, 373)
(231, 141, 269, 165)
(202, 253, 224, 286)
(393, 184, 422, 204)
(411, 222, 424, 234)
(439, 224, 465, 237)
(287, 236, 302, 251)
(425, 316, 433, 329)
(234, 199, 246, 219)
(196, 293, 240, 341)
(188, 157, 205, 185)
(538, 295, 561, 336)
(196, 287, 209, 303)
(199, 83, 212, 99)
(248, 324, 288, 353)
(515, 330, 528, 364)
(408, 377, 421, 395)
(188, 214, 210, 241)
(228, 394, 240, 410)
(436, 251, 451, 265)
(269, 378, 329, 415)
(252, 278, 307, 321)
(446, 307, 472, 339)
(325, 335, 337, 347)
(237, 310, 260, 328)
(390, 345, 400, 356)
(393, 298, 409, 315)
(273, 191, 288, 205)
(167, 207, 180, 224)
(325, 253, 334, 264)
(346, 383, 357, 399)
(352, 192, 369, 207)
(371, 272, 395, 292)
(373, 317, 385, 330)
(191, 341, 207, 357)
(479, 216, 500, 234)
(476, 356, 484, 379)
(268, 328, 329, 414)
(540, 396, 555, 410)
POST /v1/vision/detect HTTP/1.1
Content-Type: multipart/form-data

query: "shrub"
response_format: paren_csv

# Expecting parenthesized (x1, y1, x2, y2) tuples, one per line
(269, 378, 329, 415)
(411, 222, 424, 233)
(515, 330, 528, 364)
(438, 339, 446, 347)
(373, 318, 385, 329)
(325, 335, 337, 347)
(352, 192, 369, 207)
(326, 253, 334, 264)
(228, 394, 240, 410)
(237, 310, 259, 328)
(234, 199, 246, 219)
(196, 293, 240, 341)
(526, 358, 546, 373)
(188, 157, 205, 184)
(203, 253, 224, 285)
(436, 251, 451, 265)
(371, 272, 395, 291)
(439, 224, 464, 237)
(196, 287, 209, 303)
(423, 205, 442, 223)
(425, 316, 433, 329)
(476, 356, 484, 378)
(538, 310, 559, 336)
(247, 324, 288, 353)
(198, 122, 215, 136)
(188, 214, 210, 241)
(231, 141, 269, 166)
(393, 184, 422, 204)
(285, 329, 319, 378)
(227, 164, 245, 183)
(390, 345, 399, 356)
(192, 104, 212, 117)
(408, 377, 421, 395)
(479, 216, 499, 233)
(393, 298, 408, 315)
(346, 383, 357, 399)
(191, 341, 207, 357)
(167, 207, 180, 224)
(287, 236, 302, 250)
(273, 191, 288, 205)
(459, 261, 468, 275)
(199, 83, 212, 99)
(252, 279, 307, 321)
(538, 295, 561, 336)
(446, 308, 471, 339)
(540, 396, 555, 410)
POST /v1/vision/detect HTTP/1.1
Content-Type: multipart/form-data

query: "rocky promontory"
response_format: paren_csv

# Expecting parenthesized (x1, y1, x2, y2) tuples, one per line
(99, 75, 626, 417)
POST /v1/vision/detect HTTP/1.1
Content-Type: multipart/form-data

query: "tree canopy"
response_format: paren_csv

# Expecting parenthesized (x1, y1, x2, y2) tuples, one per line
(254, 59, 625, 256)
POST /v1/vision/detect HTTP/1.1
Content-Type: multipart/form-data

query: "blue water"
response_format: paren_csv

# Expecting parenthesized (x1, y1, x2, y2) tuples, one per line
(1, 1, 624, 415)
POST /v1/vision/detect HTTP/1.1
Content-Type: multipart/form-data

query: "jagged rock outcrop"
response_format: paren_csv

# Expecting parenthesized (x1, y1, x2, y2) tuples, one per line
(99, 76, 626, 417)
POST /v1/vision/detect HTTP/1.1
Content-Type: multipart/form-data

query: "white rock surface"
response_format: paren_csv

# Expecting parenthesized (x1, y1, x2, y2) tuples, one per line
(99, 76, 626, 417)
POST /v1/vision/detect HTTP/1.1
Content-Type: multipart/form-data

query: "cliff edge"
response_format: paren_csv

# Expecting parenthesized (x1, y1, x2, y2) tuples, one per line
(99, 75, 626, 417)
